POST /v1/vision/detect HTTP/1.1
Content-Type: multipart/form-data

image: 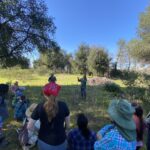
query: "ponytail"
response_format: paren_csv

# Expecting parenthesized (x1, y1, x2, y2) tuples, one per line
(79, 126, 90, 140)
(77, 114, 90, 140)
(44, 95, 58, 122)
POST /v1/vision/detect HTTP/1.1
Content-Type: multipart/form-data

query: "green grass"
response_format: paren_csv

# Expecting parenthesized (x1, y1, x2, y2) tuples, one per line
(0, 69, 148, 150)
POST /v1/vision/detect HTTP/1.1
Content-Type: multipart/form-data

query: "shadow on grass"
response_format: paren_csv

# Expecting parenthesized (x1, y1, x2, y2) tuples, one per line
(2, 84, 150, 150)
(2, 84, 115, 150)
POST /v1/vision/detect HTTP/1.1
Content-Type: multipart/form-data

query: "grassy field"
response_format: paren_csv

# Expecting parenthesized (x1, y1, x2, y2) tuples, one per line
(0, 69, 148, 150)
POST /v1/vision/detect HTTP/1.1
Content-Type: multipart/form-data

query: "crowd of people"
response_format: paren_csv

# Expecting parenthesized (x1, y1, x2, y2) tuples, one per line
(0, 74, 150, 150)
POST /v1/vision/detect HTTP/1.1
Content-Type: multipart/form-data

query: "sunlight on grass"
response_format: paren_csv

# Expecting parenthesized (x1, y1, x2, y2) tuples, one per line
(113, 79, 126, 87)
(0, 69, 137, 150)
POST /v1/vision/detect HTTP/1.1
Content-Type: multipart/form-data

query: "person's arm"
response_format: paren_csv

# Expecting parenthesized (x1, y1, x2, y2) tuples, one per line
(65, 116, 70, 130)
(64, 102, 70, 134)
(97, 124, 113, 140)
(27, 103, 40, 131)
(77, 77, 81, 82)
(27, 118, 36, 131)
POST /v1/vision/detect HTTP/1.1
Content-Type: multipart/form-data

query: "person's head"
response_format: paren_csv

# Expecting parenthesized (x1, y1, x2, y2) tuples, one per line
(77, 113, 88, 129)
(20, 95, 26, 101)
(108, 99, 136, 130)
(131, 102, 138, 108)
(26, 103, 38, 118)
(134, 105, 143, 118)
(77, 113, 90, 140)
(14, 81, 18, 86)
(16, 89, 23, 98)
(48, 74, 57, 82)
(43, 82, 61, 122)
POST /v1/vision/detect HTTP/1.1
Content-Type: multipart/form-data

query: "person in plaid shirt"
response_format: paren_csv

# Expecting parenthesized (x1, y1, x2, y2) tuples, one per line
(94, 99, 136, 150)
(68, 113, 96, 150)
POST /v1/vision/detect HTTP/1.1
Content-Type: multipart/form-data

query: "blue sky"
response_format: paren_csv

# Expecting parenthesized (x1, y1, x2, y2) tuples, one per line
(44, 0, 149, 58)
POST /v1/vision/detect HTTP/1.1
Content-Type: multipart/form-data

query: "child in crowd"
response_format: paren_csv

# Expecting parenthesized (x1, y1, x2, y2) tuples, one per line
(14, 95, 29, 121)
(11, 81, 26, 96)
(68, 113, 96, 150)
(11, 81, 19, 94)
(12, 89, 23, 108)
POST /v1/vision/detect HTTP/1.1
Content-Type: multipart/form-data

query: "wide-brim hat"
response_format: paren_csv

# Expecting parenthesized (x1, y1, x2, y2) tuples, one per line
(26, 103, 38, 118)
(108, 99, 136, 130)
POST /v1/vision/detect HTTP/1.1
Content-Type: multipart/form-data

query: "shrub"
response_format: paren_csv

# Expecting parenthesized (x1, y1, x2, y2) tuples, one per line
(110, 69, 123, 78)
(104, 82, 121, 93)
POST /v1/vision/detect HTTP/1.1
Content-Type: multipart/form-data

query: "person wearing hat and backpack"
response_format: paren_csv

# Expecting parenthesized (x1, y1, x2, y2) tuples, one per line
(94, 99, 136, 150)
(27, 82, 70, 150)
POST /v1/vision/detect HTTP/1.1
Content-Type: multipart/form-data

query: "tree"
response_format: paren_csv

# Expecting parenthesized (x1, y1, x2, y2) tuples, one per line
(0, 0, 56, 65)
(139, 6, 150, 44)
(36, 44, 70, 72)
(0, 56, 30, 68)
(63, 53, 72, 73)
(75, 44, 90, 74)
(116, 39, 133, 70)
(130, 5, 150, 64)
(88, 47, 110, 76)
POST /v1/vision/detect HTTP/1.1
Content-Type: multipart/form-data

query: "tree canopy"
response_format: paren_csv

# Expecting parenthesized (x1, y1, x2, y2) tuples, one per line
(75, 44, 90, 74)
(129, 5, 150, 64)
(88, 47, 110, 76)
(0, 0, 56, 66)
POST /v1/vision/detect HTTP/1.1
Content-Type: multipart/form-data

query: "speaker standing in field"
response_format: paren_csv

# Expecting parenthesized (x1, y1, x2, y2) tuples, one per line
(78, 74, 87, 99)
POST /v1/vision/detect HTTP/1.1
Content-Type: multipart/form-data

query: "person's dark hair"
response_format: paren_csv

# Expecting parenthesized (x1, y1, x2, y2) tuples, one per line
(48, 74, 56, 82)
(21, 95, 26, 100)
(77, 113, 90, 140)
(134, 106, 144, 140)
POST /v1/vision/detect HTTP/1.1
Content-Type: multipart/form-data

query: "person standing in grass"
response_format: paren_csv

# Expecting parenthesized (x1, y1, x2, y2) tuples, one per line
(27, 82, 70, 150)
(78, 74, 87, 99)
(94, 99, 136, 150)
(68, 113, 96, 150)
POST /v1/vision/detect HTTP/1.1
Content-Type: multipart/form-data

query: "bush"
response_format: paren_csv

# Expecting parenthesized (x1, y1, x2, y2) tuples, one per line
(110, 69, 123, 78)
(104, 82, 121, 93)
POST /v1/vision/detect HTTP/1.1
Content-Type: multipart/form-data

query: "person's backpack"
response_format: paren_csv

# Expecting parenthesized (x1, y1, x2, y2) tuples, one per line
(18, 119, 29, 146)
(0, 84, 9, 95)
(0, 84, 9, 105)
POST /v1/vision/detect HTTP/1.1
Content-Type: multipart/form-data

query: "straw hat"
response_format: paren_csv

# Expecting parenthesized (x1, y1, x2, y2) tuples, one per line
(26, 103, 38, 118)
